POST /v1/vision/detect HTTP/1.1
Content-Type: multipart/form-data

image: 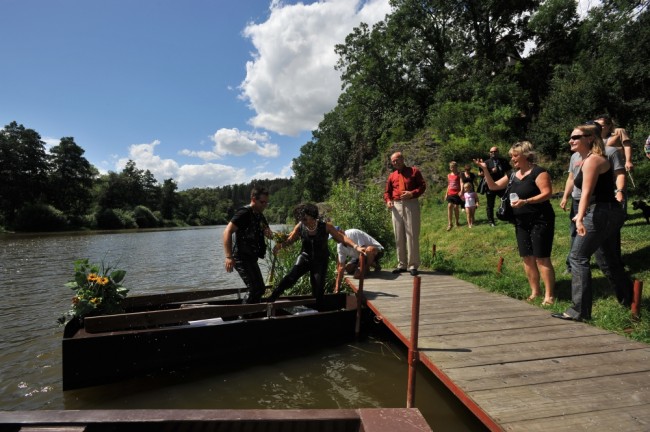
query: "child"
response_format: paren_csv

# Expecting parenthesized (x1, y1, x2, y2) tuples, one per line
(462, 182, 479, 228)
(445, 161, 462, 231)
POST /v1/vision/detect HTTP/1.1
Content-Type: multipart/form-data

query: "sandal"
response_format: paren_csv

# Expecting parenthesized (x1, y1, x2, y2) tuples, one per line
(446, 225, 452, 231)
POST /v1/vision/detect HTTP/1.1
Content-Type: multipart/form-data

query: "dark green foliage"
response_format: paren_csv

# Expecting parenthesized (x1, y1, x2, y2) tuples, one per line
(14, 203, 68, 232)
(326, 180, 394, 249)
(133, 205, 159, 228)
(96, 208, 137, 230)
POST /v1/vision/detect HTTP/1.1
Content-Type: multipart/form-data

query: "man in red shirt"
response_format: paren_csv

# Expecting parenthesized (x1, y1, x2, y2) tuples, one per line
(384, 151, 427, 276)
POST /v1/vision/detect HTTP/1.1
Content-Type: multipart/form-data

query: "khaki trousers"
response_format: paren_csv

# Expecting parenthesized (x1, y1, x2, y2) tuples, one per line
(391, 199, 421, 270)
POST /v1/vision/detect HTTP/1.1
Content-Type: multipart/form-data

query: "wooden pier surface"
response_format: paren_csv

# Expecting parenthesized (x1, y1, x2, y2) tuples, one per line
(348, 271, 650, 432)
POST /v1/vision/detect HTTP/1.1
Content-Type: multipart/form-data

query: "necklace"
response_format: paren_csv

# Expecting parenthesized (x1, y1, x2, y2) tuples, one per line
(304, 221, 317, 232)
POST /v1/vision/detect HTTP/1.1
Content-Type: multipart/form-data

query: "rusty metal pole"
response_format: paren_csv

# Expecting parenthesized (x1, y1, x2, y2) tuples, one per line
(497, 257, 504, 274)
(355, 253, 366, 339)
(632, 280, 643, 318)
(406, 276, 421, 408)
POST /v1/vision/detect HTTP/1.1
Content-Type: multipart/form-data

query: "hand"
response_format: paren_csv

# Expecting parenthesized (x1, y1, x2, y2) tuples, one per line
(400, 190, 412, 199)
(473, 158, 487, 170)
(560, 198, 568, 211)
(625, 161, 634, 171)
(387, 201, 394, 209)
(225, 257, 234, 273)
(572, 215, 586, 236)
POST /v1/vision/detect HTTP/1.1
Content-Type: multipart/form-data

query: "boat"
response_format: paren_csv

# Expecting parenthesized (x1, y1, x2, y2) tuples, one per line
(62, 289, 360, 390)
(0, 408, 433, 431)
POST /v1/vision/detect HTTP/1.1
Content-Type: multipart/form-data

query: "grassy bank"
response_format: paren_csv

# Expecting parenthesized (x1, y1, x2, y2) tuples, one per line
(384, 197, 650, 344)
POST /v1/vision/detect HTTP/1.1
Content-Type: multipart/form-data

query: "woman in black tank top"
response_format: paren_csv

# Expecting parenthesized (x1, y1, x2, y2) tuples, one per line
(475, 141, 556, 306)
(553, 124, 632, 322)
(269, 203, 365, 308)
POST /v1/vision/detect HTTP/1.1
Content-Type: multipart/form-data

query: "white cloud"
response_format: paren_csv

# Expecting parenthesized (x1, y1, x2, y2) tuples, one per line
(240, 0, 392, 136)
(117, 139, 291, 190)
(180, 128, 280, 160)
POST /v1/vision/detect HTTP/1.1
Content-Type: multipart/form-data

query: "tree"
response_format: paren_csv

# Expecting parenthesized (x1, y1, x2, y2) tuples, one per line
(48, 137, 96, 216)
(0, 122, 49, 226)
(160, 178, 178, 220)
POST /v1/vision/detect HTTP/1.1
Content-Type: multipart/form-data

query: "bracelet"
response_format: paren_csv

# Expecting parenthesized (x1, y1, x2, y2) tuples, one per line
(226, 256, 233, 259)
(615, 189, 624, 193)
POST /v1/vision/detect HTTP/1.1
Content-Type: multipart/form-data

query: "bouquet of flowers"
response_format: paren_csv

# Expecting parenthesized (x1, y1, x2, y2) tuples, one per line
(58, 258, 129, 324)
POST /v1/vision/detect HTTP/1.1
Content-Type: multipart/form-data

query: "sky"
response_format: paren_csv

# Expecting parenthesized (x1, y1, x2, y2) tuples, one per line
(0, 0, 392, 190)
(1, 0, 597, 191)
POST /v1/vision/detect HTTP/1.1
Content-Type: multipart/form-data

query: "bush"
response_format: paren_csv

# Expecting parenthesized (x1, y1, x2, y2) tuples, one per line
(133, 205, 159, 228)
(14, 203, 68, 231)
(326, 179, 394, 249)
(96, 208, 137, 230)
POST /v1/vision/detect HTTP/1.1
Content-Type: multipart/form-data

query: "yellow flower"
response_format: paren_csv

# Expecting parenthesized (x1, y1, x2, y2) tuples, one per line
(87, 273, 98, 282)
(90, 297, 101, 305)
(97, 277, 110, 286)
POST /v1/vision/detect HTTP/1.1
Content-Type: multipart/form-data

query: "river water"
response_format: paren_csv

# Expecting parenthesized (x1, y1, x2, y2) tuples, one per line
(0, 226, 486, 431)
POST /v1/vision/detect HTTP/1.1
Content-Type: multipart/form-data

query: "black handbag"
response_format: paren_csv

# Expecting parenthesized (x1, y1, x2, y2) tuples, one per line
(496, 174, 516, 223)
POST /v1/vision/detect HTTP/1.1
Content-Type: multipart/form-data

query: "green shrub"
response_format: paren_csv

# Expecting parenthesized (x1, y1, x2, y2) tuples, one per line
(133, 205, 159, 228)
(96, 208, 137, 229)
(14, 203, 68, 231)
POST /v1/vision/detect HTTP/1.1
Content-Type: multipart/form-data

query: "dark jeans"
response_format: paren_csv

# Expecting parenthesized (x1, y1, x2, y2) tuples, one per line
(485, 190, 504, 224)
(234, 258, 266, 304)
(566, 203, 632, 320)
(566, 198, 623, 271)
(268, 252, 328, 307)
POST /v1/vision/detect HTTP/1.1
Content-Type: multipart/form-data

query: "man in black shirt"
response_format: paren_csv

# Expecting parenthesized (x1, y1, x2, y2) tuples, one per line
(223, 187, 272, 303)
(484, 147, 511, 226)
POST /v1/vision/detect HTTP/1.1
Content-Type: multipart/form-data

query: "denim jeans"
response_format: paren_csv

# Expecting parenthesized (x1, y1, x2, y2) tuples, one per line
(567, 202, 631, 320)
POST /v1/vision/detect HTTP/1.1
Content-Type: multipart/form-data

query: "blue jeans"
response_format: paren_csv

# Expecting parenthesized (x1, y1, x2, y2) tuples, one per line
(566, 203, 631, 320)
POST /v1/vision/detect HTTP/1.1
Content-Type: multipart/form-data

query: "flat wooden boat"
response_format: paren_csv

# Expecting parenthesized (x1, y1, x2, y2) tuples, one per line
(62, 290, 359, 390)
(0, 408, 433, 431)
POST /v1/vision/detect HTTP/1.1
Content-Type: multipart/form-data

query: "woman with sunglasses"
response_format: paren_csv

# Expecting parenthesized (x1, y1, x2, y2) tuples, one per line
(552, 124, 632, 321)
(269, 203, 364, 308)
(475, 141, 555, 306)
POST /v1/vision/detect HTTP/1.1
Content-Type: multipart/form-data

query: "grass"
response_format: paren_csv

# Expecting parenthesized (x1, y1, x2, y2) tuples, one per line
(381, 197, 650, 344)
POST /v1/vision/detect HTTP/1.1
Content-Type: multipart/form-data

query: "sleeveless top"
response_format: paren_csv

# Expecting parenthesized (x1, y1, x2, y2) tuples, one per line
(574, 167, 616, 204)
(300, 220, 330, 260)
(447, 173, 461, 196)
(510, 165, 554, 216)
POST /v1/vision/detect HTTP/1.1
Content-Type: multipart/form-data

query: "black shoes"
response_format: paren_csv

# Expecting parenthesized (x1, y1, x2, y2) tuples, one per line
(392, 268, 419, 276)
(551, 312, 583, 322)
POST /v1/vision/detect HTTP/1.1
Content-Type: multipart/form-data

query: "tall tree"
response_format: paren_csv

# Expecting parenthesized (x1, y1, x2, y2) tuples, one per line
(0, 122, 49, 225)
(48, 137, 96, 215)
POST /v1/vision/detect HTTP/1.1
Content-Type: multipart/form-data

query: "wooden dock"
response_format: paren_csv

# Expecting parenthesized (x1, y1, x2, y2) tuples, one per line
(348, 271, 650, 432)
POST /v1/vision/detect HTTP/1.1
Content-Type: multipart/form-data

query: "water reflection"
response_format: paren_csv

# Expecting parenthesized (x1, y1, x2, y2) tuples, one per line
(0, 227, 487, 431)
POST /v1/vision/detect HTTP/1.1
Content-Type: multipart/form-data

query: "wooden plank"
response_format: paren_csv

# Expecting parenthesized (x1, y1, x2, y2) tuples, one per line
(348, 272, 650, 432)
(84, 298, 317, 333)
(120, 287, 250, 308)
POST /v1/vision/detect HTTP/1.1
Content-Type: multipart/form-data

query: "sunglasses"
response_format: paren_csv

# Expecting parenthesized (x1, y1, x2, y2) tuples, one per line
(570, 134, 590, 140)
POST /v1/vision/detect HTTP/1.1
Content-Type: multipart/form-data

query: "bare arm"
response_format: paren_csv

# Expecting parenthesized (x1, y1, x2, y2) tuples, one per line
(223, 222, 237, 272)
(473, 159, 509, 191)
(560, 171, 574, 212)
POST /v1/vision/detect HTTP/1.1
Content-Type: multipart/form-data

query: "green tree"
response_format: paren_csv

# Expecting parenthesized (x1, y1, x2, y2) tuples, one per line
(0, 121, 49, 226)
(160, 178, 179, 220)
(48, 137, 96, 216)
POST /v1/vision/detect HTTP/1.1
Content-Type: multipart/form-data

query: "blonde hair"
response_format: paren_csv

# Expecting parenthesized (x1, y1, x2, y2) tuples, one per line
(575, 124, 605, 156)
(509, 141, 536, 163)
(449, 161, 458, 169)
(463, 182, 473, 191)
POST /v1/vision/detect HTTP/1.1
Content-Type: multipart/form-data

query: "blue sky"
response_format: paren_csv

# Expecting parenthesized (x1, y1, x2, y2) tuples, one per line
(1, 0, 391, 189)
(1, 0, 598, 190)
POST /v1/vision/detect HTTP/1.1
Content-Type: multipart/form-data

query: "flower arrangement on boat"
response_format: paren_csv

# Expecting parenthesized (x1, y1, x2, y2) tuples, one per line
(58, 258, 129, 324)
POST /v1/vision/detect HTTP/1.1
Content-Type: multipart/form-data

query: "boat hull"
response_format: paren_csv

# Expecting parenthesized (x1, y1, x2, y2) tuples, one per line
(62, 293, 358, 390)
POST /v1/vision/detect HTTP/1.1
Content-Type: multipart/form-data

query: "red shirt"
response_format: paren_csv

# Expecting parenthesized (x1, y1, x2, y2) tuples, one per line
(384, 166, 427, 202)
